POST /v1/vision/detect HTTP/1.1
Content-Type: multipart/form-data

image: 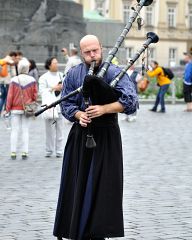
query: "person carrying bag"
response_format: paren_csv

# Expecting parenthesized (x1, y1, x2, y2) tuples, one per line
(5, 59, 38, 160)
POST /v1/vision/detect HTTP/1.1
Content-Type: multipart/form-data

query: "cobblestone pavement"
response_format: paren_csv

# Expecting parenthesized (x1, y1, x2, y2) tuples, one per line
(1, 104, 192, 240)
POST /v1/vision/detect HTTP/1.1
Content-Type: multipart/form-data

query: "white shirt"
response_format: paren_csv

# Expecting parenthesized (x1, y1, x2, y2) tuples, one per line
(39, 71, 63, 112)
(64, 55, 82, 75)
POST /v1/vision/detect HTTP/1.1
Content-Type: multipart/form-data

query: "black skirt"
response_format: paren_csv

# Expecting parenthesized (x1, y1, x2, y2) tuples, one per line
(53, 114, 124, 239)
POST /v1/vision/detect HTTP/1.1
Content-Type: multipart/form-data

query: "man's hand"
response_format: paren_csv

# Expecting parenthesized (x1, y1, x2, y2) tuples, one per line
(85, 105, 106, 119)
(86, 102, 124, 118)
(75, 111, 91, 127)
(75, 102, 124, 126)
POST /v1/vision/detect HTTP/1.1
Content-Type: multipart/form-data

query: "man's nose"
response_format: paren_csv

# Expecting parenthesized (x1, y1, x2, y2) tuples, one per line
(90, 51, 96, 57)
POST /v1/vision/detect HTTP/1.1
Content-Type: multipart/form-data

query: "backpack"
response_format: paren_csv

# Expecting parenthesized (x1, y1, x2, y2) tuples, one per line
(162, 67, 174, 80)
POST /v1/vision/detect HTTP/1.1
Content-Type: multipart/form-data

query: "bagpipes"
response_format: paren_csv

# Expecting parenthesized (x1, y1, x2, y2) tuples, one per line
(34, 0, 156, 118)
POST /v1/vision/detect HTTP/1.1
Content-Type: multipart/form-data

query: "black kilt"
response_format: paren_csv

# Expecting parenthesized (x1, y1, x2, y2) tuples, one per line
(53, 114, 124, 239)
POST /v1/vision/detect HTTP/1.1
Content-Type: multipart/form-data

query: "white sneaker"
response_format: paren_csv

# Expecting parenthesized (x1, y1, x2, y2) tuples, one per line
(45, 152, 52, 157)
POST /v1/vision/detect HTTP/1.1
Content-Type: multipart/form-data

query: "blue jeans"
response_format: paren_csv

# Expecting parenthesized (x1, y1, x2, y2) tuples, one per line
(0, 84, 9, 113)
(153, 84, 170, 111)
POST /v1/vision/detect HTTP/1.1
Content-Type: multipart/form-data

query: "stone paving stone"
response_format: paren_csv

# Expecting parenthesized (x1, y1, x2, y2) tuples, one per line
(1, 104, 192, 239)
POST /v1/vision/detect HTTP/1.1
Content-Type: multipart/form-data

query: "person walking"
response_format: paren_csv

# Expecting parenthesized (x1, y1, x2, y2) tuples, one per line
(147, 60, 171, 113)
(0, 53, 17, 115)
(61, 47, 82, 75)
(53, 35, 138, 240)
(126, 63, 142, 122)
(28, 59, 39, 83)
(39, 57, 64, 158)
(5, 59, 38, 160)
(183, 52, 192, 112)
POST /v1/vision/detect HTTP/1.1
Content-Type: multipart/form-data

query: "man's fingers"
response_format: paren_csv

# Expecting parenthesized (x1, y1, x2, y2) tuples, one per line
(86, 109, 97, 114)
(79, 118, 91, 127)
(79, 114, 91, 127)
(79, 121, 87, 127)
(85, 105, 105, 119)
(86, 106, 97, 112)
(86, 107, 98, 115)
(80, 115, 90, 121)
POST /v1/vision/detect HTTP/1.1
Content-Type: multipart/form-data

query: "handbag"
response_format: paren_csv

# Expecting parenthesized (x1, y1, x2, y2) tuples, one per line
(137, 77, 149, 92)
(18, 76, 39, 117)
(23, 101, 39, 117)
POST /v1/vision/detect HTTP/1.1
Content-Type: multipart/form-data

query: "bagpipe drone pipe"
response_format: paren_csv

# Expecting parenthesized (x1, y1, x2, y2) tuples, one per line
(34, 0, 155, 118)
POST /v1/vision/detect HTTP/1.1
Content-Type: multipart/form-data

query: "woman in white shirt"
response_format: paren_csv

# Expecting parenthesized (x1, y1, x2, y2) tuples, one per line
(39, 57, 64, 158)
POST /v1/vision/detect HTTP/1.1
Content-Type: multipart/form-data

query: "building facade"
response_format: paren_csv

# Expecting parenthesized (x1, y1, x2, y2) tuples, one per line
(75, 0, 192, 67)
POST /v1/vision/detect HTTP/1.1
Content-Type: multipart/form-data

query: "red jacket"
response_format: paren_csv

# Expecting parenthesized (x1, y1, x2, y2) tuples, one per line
(6, 74, 38, 112)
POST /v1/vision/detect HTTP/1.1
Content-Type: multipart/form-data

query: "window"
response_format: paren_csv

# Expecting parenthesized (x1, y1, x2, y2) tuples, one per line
(126, 47, 134, 59)
(146, 6, 153, 26)
(169, 48, 177, 66)
(123, 1, 132, 24)
(168, 6, 176, 28)
(189, 4, 192, 29)
(148, 48, 155, 62)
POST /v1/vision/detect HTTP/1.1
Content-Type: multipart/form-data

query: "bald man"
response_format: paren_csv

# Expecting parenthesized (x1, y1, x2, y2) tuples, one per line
(53, 35, 138, 240)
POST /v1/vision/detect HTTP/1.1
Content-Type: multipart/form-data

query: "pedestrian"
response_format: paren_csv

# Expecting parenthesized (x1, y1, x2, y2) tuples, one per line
(53, 35, 138, 240)
(126, 63, 142, 122)
(15, 51, 28, 62)
(0, 53, 17, 116)
(8, 51, 18, 78)
(39, 57, 64, 158)
(5, 58, 38, 160)
(147, 60, 171, 113)
(61, 47, 82, 75)
(15, 51, 28, 74)
(28, 59, 39, 83)
(183, 52, 192, 112)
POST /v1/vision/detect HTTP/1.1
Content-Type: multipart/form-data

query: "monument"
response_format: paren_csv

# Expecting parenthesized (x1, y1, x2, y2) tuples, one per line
(0, 0, 86, 62)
